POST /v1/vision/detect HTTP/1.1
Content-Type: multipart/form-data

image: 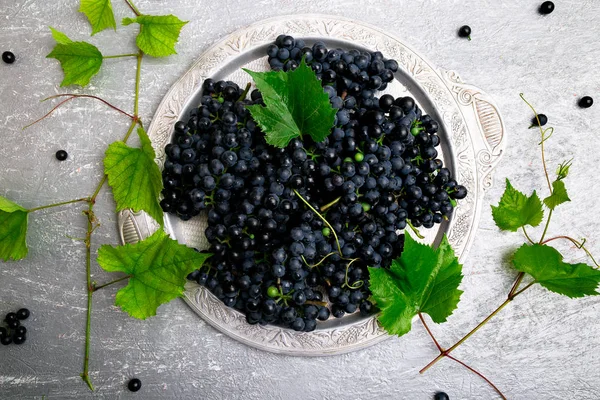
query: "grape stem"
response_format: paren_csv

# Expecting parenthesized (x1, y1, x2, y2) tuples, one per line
(320, 196, 341, 212)
(406, 220, 424, 239)
(238, 82, 252, 102)
(302, 252, 336, 268)
(293, 189, 342, 255)
(305, 300, 327, 307)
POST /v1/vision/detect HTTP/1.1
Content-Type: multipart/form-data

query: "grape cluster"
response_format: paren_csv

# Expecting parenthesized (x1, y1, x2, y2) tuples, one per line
(267, 34, 397, 97)
(160, 35, 467, 332)
(0, 308, 30, 345)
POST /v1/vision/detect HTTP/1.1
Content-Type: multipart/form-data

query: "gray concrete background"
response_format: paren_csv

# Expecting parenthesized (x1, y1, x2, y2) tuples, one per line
(1, 0, 600, 399)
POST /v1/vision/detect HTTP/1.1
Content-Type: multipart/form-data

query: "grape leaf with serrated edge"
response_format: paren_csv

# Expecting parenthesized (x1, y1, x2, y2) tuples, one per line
(543, 180, 570, 210)
(79, 0, 117, 35)
(46, 28, 103, 87)
(103, 127, 164, 226)
(245, 58, 337, 148)
(368, 234, 463, 336)
(122, 15, 188, 57)
(512, 243, 600, 298)
(0, 196, 29, 261)
(491, 178, 544, 232)
(97, 229, 212, 319)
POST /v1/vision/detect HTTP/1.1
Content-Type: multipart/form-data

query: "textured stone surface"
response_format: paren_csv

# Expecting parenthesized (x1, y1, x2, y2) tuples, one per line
(1, 1, 599, 399)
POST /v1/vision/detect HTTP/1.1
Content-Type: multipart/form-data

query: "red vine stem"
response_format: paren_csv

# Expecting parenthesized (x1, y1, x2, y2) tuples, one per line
(22, 97, 75, 130)
(419, 273, 534, 375)
(24, 95, 136, 130)
(418, 313, 443, 352)
(124, 0, 141, 16)
(445, 354, 507, 400)
(507, 272, 525, 298)
(44, 94, 136, 119)
(419, 313, 508, 398)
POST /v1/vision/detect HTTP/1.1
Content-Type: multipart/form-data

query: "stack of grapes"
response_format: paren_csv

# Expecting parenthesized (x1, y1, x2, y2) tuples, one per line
(159, 35, 467, 332)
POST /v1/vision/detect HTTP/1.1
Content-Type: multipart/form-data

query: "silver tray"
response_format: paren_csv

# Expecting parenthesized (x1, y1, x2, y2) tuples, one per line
(118, 14, 505, 356)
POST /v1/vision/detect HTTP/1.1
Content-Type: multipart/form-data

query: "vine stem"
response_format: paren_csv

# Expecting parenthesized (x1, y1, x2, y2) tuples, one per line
(520, 93, 552, 194)
(419, 313, 507, 398)
(418, 313, 442, 352)
(445, 355, 507, 400)
(419, 276, 534, 374)
(24, 94, 137, 130)
(27, 197, 89, 213)
(134, 52, 142, 116)
(522, 227, 535, 245)
(541, 235, 599, 267)
(539, 209, 553, 244)
(103, 53, 138, 59)
(93, 275, 130, 291)
(124, 0, 141, 16)
(43, 94, 136, 120)
(22, 97, 77, 130)
(81, 201, 96, 391)
(507, 272, 525, 298)
(80, 47, 143, 391)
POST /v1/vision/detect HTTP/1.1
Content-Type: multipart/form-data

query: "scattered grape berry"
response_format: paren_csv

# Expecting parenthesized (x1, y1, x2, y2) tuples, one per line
(539, 1, 555, 14)
(17, 308, 30, 320)
(55, 150, 68, 161)
(5, 313, 17, 323)
(1, 309, 30, 346)
(579, 96, 593, 109)
(128, 378, 142, 392)
(458, 25, 471, 40)
(2, 51, 15, 64)
(530, 113, 548, 127)
(162, 35, 467, 331)
(434, 392, 450, 400)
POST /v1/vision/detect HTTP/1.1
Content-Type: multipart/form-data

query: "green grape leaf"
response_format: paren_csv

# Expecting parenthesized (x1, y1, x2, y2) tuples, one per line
(122, 15, 188, 57)
(46, 28, 103, 87)
(368, 234, 463, 337)
(543, 180, 570, 210)
(103, 127, 164, 226)
(0, 196, 29, 261)
(79, 0, 117, 35)
(491, 178, 544, 232)
(49, 27, 73, 44)
(97, 229, 212, 319)
(245, 58, 337, 148)
(512, 243, 600, 298)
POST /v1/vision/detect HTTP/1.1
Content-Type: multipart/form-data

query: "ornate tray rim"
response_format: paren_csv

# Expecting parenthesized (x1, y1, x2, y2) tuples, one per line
(118, 14, 506, 356)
